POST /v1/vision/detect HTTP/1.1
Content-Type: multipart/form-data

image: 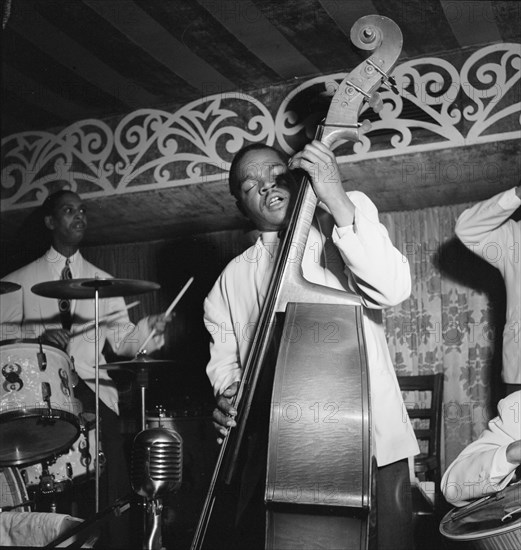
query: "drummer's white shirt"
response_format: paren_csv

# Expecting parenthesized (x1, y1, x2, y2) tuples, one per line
(204, 191, 420, 467)
(0, 248, 162, 414)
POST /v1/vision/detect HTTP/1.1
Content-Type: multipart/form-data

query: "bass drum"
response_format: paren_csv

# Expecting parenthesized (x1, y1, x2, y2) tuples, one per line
(439, 482, 521, 549)
(0, 467, 31, 511)
(146, 407, 218, 548)
(0, 340, 81, 466)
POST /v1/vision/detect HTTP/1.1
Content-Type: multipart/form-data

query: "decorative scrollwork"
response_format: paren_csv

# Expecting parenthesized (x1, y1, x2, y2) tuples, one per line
(275, 43, 520, 158)
(113, 94, 275, 191)
(1, 120, 114, 210)
(1, 44, 519, 212)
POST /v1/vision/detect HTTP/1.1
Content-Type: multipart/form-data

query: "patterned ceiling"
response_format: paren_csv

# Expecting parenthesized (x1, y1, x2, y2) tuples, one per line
(2, 0, 519, 137)
(1, 0, 520, 250)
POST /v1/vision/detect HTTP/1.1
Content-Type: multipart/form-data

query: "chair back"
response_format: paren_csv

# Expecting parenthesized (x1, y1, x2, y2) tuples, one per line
(397, 373, 444, 473)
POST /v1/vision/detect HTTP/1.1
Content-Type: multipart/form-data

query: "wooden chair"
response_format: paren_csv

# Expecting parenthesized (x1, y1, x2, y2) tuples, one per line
(397, 373, 444, 512)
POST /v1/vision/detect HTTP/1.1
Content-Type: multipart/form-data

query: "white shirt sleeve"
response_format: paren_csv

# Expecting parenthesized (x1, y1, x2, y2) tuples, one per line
(204, 277, 242, 397)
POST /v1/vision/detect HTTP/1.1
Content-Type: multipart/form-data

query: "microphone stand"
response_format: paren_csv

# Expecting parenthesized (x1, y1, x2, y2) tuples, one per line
(131, 429, 183, 550)
(135, 365, 150, 543)
(144, 498, 164, 550)
(94, 286, 100, 513)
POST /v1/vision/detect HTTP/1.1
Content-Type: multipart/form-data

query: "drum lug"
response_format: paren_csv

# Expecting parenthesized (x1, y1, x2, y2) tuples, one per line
(69, 355, 79, 388)
(39, 471, 56, 494)
(41, 382, 52, 408)
(37, 338, 47, 371)
(20, 469, 28, 486)
(98, 451, 106, 471)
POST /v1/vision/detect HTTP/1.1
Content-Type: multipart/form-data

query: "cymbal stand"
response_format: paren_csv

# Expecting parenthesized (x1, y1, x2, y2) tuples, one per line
(134, 364, 151, 547)
(135, 364, 149, 432)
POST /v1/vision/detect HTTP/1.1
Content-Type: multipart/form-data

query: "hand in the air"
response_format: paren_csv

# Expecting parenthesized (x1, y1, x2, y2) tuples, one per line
(147, 313, 171, 336)
(213, 381, 239, 444)
(41, 329, 70, 351)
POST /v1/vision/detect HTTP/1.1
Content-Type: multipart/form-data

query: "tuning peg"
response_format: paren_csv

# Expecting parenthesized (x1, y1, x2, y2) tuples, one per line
(368, 92, 383, 113)
(381, 77, 399, 95)
(358, 120, 372, 135)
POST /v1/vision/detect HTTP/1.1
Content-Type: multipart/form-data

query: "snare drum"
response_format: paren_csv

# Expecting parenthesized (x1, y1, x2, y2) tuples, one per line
(0, 341, 81, 466)
(19, 413, 104, 488)
(440, 482, 521, 549)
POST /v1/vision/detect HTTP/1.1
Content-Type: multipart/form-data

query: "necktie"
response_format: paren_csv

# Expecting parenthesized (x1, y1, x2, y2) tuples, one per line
(58, 258, 73, 331)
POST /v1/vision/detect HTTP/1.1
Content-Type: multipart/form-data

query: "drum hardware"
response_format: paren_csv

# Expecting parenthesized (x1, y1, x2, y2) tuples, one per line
(0, 499, 34, 512)
(69, 355, 79, 388)
(20, 412, 105, 490)
(31, 277, 162, 514)
(100, 355, 175, 434)
(501, 505, 521, 523)
(99, 277, 193, 433)
(31, 278, 161, 300)
(36, 462, 72, 514)
(440, 481, 521, 549)
(37, 337, 47, 371)
(0, 467, 33, 512)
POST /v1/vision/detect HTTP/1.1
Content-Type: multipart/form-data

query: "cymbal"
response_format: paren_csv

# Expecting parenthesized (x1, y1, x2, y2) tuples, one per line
(0, 281, 21, 295)
(31, 278, 160, 299)
(99, 356, 175, 371)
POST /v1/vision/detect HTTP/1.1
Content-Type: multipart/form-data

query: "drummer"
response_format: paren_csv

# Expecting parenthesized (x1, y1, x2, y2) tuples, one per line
(441, 390, 521, 507)
(0, 189, 169, 547)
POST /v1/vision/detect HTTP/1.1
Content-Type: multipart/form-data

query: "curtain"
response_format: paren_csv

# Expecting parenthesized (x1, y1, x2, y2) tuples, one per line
(381, 204, 505, 470)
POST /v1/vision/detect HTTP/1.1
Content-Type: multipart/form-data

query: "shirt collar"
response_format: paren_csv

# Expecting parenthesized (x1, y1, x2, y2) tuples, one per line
(260, 231, 280, 259)
(45, 247, 82, 277)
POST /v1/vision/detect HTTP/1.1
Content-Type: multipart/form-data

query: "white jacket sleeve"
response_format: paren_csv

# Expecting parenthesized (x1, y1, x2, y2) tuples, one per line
(333, 191, 411, 308)
(204, 275, 242, 397)
(455, 187, 521, 268)
(441, 392, 520, 507)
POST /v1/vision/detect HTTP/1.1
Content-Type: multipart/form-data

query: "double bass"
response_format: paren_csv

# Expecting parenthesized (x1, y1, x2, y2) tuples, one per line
(192, 15, 403, 550)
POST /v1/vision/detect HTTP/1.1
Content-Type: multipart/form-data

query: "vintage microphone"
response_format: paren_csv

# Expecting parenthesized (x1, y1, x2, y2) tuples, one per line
(131, 428, 183, 550)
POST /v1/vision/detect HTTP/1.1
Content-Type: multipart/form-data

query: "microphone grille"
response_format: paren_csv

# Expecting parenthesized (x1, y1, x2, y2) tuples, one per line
(131, 428, 183, 497)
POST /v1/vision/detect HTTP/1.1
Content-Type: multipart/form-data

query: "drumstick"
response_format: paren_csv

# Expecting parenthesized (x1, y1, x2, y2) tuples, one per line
(137, 276, 194, 355)
(70, 301, 140, 337)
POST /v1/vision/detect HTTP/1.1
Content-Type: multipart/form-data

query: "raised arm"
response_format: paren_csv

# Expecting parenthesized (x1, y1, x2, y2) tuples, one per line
(290, 140, 411, 308)
(455, 185, 521, 261)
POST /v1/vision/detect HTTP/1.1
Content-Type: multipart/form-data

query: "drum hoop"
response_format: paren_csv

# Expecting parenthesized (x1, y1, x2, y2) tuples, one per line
(440, 484, 521, 541)
(0, 338, 66, 353)
(0, 408, 80, 425)
(146, 410, 211, 419)
(440, 523, 521, 541)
